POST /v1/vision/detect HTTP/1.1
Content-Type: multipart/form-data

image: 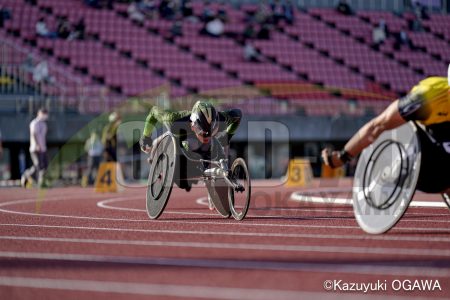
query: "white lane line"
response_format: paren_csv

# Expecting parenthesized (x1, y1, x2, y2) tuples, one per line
(97, 197, 216, 216)
(0, 197, 150, 222)
(2, 223, 450, 243)
(99, 195, 450, 217)
(1, 252, 450, 278)
(291, 192, 448, 208)
(2, 236, 450, 257)
(2, 197, 450, 232)
(100, 196, 450, 223)
(0, 276, 440, 300)
(0, 276, 324, 300)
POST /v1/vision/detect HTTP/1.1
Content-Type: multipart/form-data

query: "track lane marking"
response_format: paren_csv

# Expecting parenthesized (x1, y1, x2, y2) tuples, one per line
(0, 276, 343, 300)
(290, 192, 448, 208)
(0, 252, 449, 278)
(99, 197, 450, 222)
(1, 276, 443, 300)
(2, 223, 450, 242)
(1, 197, 450, 232)
(98, 196, 450, 217)
(2, 236, 450, 257)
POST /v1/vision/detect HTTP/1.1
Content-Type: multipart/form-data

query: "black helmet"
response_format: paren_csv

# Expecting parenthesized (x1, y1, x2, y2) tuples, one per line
(190, 101, 219, 137)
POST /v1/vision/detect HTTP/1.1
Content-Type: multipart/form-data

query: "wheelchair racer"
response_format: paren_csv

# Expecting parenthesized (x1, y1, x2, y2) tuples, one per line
(139, 100, 242, 195)
(322, 66, 450, 198)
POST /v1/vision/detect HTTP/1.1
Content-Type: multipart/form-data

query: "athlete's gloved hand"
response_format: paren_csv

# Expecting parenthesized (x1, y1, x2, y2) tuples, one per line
(139, 135, 153, 154)
(321, 148, 353, 169)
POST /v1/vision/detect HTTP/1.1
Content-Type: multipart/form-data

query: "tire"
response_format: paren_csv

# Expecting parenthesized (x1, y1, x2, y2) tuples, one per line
(443, 193, 450, 210)
(204, 138, 231, 218)
(228, 158, 251, 221)
(146, 134, 177, 219)
(353, 122, 421, 234)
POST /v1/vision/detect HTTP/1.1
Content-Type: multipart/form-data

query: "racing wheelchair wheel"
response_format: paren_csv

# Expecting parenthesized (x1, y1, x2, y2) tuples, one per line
(146, 133, 177, 219)
(228, 158, 251, 221)
(353, 122, 421, 234)
(204, 137, 231, 218)
(443, 193, 450, 210)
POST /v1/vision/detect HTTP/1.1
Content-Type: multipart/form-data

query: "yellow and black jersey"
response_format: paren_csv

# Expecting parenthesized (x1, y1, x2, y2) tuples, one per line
(398, 77, 450, 147)
(398, 77, 449, 126)
(398, 77, 450, 192)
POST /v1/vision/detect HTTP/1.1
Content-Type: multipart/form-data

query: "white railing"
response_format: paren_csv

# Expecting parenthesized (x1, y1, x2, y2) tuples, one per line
(0, 38, 107, 113)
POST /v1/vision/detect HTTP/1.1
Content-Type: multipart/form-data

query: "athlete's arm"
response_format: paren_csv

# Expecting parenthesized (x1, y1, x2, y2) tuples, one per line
(142, 106, 190, 137)
(141, 106, 190, 153)
(216, 109, 242, 144)
(322, 100, 406, 168)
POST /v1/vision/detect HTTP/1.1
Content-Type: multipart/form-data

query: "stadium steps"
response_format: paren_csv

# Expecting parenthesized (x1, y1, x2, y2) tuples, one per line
(302, 8, 425, 95)
(286, 10, 420, 95)
(354, 10, 448, 77)
(273, 10, 397, 98)
(112, 3, 301, 96)
(30, 0, 180, 98)
(0, 0, 105, 101)
(133, 2, 348, 101)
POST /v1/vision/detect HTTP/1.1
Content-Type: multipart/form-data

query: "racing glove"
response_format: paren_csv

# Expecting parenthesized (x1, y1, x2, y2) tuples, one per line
(139, 135, 153, 153)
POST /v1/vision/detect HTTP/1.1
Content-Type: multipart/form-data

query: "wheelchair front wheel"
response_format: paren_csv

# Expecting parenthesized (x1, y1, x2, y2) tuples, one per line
(146, 134, 177, 219)
(228, 158, 251, 221)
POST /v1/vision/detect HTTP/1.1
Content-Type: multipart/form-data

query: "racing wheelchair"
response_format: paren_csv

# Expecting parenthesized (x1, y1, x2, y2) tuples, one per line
(353, 121, 450, 234)
(145, 128, 251, 221)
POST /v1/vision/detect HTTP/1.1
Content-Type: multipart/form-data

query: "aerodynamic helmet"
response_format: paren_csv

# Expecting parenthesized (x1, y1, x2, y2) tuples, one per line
(190, 101, 219, 137)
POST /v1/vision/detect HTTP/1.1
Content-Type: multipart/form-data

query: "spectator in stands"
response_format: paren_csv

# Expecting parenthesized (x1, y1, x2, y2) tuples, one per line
(84, 0, 113, 9)
(22, 55, 35, 74)
(170, 20, 183, 37)
(202, 17, 225, 38)
(254, 3, 272, 25)
(244, 41, 260, 62)
(21, 108, 49, 189)
(413, 1, 429, 20)
(270, 0, 284, 25)
(243, 23, 255, 40)
(102, 112, 121, 162)
(35, 17, 57, 38)
(84, 131, 103, 185)
(138, 0, 157, 18)
(56, 17, 71, 39)
(0, 5, 11, 28)
(378, 19, 389, 36)
(181, 0, 194, 18)
(408, 14, 423, 32)
(32, 61, 55, 85)
(217, 9, 228, 23)
(283, 0, 295, 25)
(394, 28, 414, 50)
(200, 7, 215, 23)
(85, 0, 101, 9)
(159, 0, 176, 20)
(372, 21, 387, 48)
(128, 1, 145, 24)
(336, 0, 353, 16)
(256, 23, 271, 40)
(69, 18, 85, 40)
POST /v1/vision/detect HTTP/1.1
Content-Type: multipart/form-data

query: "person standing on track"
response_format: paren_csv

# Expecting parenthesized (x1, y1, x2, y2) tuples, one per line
(102, 112, 121, 162)
(84, 131, 103, 185)
(21, 108, 49, 188)
(322, 66, 450, 198)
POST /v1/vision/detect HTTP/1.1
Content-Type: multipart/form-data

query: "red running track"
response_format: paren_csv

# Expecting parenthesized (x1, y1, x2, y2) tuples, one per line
(0, 179, 449, 300)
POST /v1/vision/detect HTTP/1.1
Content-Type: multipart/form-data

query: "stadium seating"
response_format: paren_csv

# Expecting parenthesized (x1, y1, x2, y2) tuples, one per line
(1, 0, 448, 116)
